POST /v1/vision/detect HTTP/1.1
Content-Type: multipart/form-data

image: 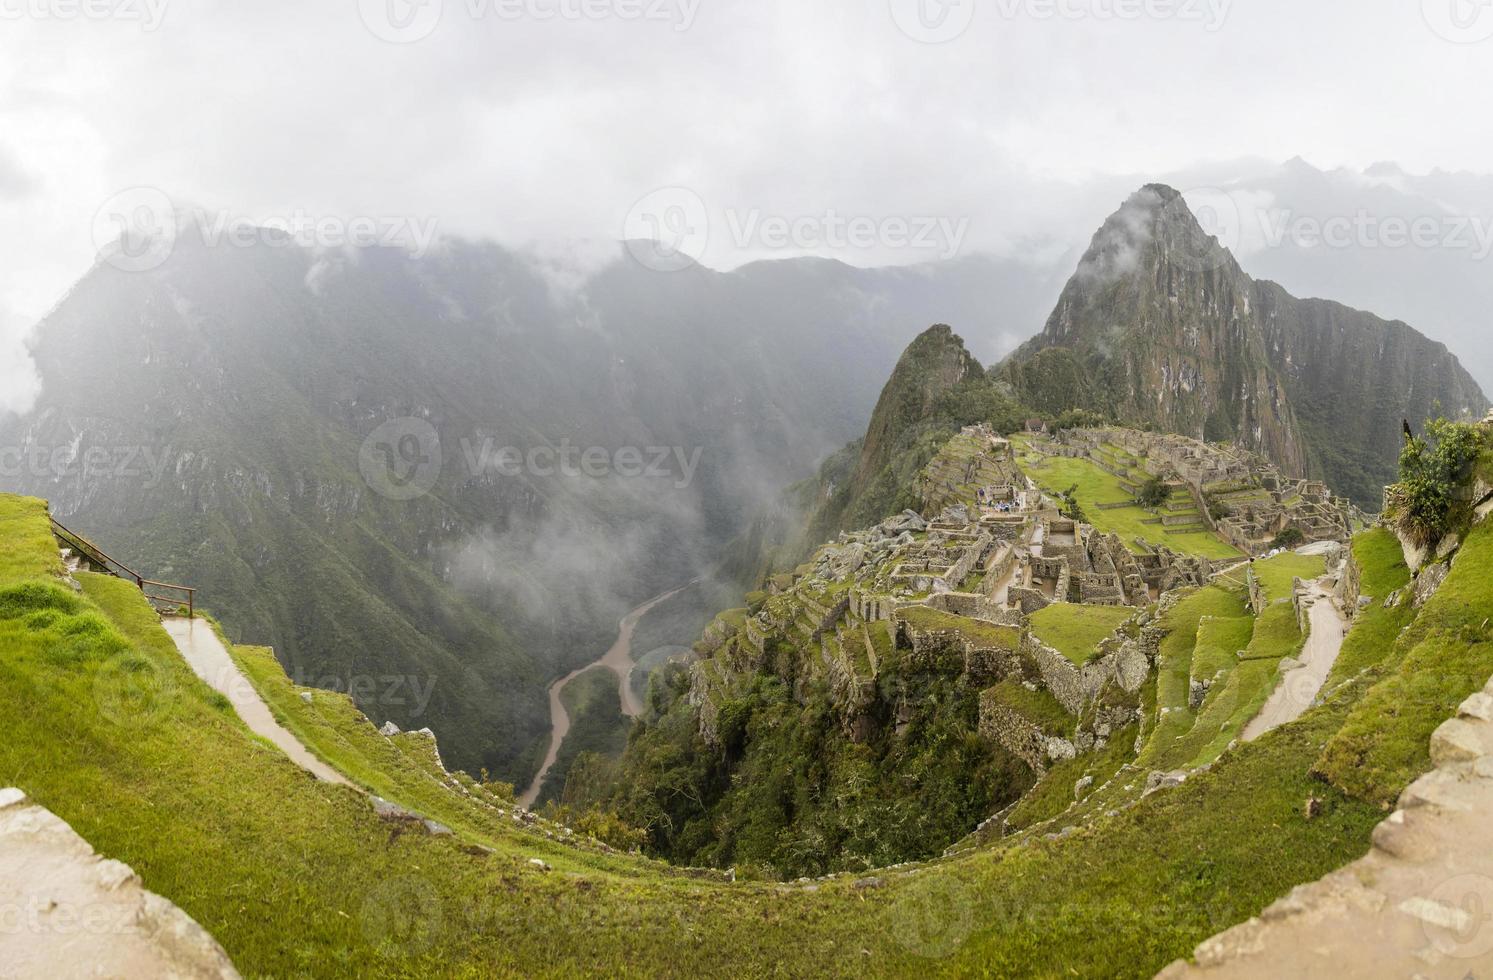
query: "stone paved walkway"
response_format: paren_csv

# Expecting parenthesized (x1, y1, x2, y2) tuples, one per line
(1160, 678, 1493, 978)
(0, 788, 240, 979)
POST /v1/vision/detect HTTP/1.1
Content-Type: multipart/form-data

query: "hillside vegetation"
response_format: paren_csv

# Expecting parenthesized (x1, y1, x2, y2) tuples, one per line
(2, 415, 1488, 975)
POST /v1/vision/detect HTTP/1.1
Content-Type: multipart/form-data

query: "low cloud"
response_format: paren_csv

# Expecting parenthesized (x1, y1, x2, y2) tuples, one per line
(0, 305, 41, 417)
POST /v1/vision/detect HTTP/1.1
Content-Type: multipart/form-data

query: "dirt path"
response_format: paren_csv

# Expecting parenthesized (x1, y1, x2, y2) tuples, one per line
(164, 618, 349, 786)
(519, 581, 698, 808)
(1242, 581, 1348, 741)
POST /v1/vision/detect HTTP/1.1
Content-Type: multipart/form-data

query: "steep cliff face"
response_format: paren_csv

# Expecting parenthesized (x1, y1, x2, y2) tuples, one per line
(799, 325, 1024, 545)
(1002, 185, 1488, 507)
(849, 324, 982, 494)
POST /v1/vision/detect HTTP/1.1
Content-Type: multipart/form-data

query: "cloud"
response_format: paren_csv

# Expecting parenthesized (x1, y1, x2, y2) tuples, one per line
(0, 145, 36, 201)
(0, 304, 41, 417)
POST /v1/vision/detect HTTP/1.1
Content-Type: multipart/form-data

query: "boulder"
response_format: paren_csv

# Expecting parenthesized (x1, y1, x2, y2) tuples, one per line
(1412, 563, 1449, 608)
(1142, 770, 1188, 797)
(378, 721, 402, 736)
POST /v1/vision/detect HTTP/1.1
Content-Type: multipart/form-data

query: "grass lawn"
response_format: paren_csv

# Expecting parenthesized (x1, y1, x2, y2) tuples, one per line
(982, 678, 1076, 737)
(1188, 614, 1256, 686)
(1253, 553, 1327, 600)
(1029, 603, 1136, 665)
(1323, 530, 1413, 687)
(1138, 584, 1250, 768)
(1020, 453, 1241, 560)
(898, 605, 1021, 649)
(1005, 724, 1138, 832)
(0, 495, 63, 583)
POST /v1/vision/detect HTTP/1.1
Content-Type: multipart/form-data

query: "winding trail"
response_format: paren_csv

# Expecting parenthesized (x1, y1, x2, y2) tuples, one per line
(164, 617, 349, 785)
(519, 580, 699, 808)
(1241, 581, 1348, 742)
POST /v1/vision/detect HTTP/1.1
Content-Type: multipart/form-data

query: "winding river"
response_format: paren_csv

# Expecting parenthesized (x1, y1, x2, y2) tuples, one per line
(519, 580, 699, 808)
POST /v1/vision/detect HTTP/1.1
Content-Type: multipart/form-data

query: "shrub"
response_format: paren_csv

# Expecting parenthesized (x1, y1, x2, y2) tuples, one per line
(1137, 476, 1170, 509)
(1385, 418, 1484, 547)
(1270, 527, 1306, 550)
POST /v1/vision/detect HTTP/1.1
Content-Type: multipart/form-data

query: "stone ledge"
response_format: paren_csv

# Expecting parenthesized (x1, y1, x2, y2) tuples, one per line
(1156, 664, 1493, 978)
(0, 788, 240, 979)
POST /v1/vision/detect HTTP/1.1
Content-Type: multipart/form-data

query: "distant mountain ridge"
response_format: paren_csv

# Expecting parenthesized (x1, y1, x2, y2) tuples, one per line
(1000, 184, 1489, 506)
(0, 228, 1055, 784)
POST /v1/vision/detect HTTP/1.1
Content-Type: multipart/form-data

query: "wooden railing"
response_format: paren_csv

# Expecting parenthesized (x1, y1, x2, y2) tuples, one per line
(49, 517, 195, 618)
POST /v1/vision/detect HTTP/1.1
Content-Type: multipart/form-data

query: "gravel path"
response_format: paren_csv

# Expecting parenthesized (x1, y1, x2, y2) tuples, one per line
(164, 617, 349, 785)
(1242, 581, 1348, 741)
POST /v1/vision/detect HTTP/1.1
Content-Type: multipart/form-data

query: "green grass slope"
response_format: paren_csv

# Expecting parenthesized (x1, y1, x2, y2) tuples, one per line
(1015, 445, 1241, 559)
(1315, 521, 1493, 805)
(1029, 603, 1136, 665)
(0, 493, 1454, 977)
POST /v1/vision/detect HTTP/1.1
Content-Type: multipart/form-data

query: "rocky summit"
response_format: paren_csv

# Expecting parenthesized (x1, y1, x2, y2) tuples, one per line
(1001, 185, 1489, 508)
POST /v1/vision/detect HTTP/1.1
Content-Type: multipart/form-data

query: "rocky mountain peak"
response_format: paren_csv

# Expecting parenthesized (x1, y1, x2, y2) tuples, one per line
(1002, 184, 1489, 507)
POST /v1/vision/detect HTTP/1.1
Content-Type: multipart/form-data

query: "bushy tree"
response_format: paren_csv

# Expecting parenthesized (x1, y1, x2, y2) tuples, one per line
(1386, 418, 1484, 547)
(1137, 476, 1170, 509)
(1051, 408, 1109, 433)
(1059, 483, 1088, 523)
(1270, 527, 1306, 550)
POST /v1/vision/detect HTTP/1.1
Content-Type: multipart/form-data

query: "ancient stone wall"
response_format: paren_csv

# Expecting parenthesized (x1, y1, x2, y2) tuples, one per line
(976, 701, 1050, 771)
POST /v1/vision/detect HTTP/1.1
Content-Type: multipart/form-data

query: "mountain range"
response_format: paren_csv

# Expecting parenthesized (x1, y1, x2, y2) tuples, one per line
(0, 177, 1486, 788)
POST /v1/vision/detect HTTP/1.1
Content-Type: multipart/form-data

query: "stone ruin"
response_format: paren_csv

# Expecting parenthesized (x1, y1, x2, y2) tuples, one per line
(1046, 427, 1357, 554)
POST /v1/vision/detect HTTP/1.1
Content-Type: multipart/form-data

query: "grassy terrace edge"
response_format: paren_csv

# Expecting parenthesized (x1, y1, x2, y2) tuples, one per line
(0, 493, 1462, 977)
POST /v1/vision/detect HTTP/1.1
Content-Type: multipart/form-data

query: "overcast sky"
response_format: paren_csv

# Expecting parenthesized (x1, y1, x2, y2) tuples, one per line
(3, 0, 1493, 407)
